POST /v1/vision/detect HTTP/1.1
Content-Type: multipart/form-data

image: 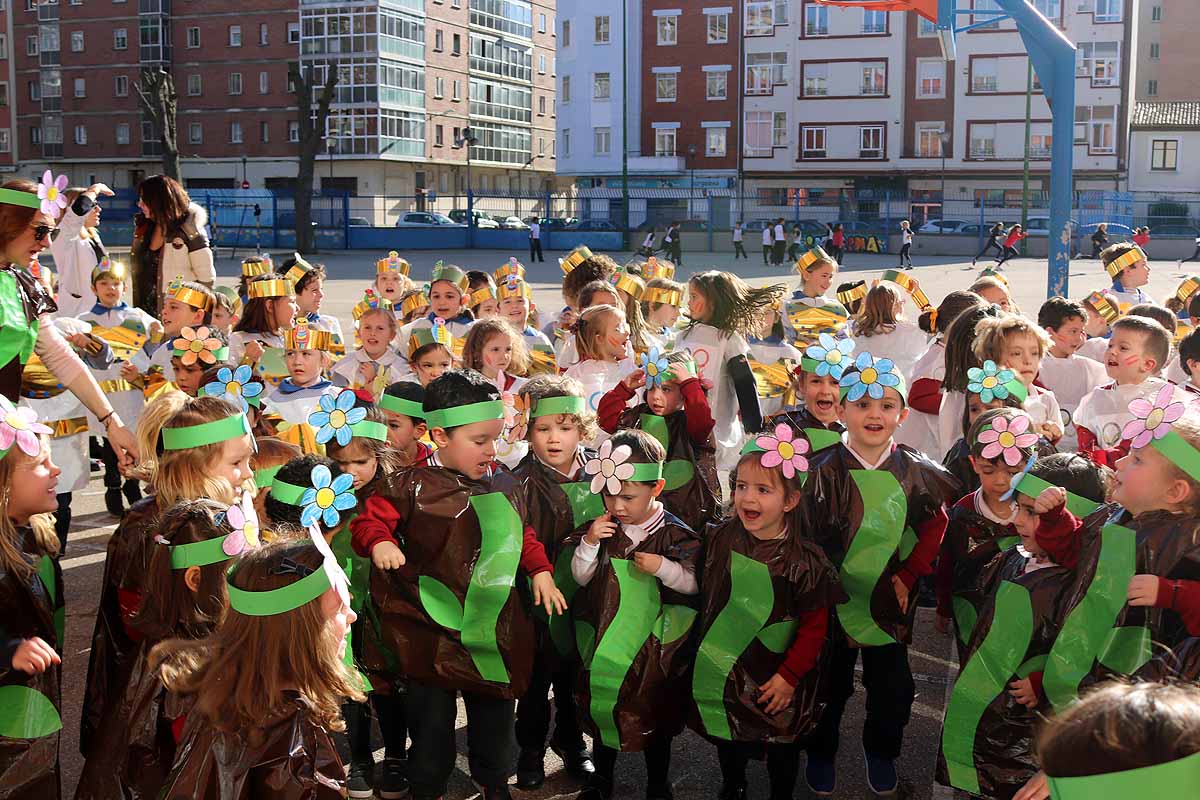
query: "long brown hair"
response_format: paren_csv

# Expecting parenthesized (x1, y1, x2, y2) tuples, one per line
(853, 282, 904, 337)
(127, 390, 189, 483)
(0, 179, 40, 250)
(460, 318, 530, 376)
(138, 174, 192, 227)
(153, 538, 364, 737)
(235, 276, 293, 335)
(686, 271, 785, 339)
(0, 437, 58, 579)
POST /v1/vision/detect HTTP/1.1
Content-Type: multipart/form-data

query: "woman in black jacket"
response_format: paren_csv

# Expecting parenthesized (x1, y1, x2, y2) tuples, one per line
(971, 222, 1006, 266)
(1090, 222, 1109, 259)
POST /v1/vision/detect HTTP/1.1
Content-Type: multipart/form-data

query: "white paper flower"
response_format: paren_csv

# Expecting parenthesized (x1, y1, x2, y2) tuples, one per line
(583, 439, 635, 495)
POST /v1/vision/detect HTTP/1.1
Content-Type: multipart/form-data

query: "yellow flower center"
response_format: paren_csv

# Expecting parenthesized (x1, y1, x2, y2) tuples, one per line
(329, 409, 347, 428)
(188, 339, 205, 352)
(6, 413, 28, 431)
(227, 381, 242, 394)
(316, 487, 336, 509)
(244, 522, 260, 546)
(777, 441, 795, 460)
(46, 187, 58, 202)
(982, 376, 998, 388)
(827, 351, 842, 364)
(997, 431, 1016, 448)
(860, 367, 878, 384)
(647, 363, 659, 377)
(1147, 407, 1166, 429)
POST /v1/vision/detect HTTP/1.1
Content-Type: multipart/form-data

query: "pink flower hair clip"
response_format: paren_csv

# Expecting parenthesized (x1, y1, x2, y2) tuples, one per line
(0, 397, 52, 459)
(37, 170, 69, 221)
(975, 413, 1039, 466)
(755, 423, 811, 479)
(1123, 384, 1187, 449)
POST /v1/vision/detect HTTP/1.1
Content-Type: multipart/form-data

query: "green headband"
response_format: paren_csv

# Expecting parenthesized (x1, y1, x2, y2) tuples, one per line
(1014, 473, 1101, 519)
(532, 396, 586, 418)
(628, 462, 664, 481)
(423, 399, 505, 431)
(1151, 431, 1200, 484)
(254, 465, 282, 489)
(0, 188, 40, 210)
(349, 420, 388, 442)
(1046, 750, 1200, 799)
(741, 427, 842, 456)
(161, 413, 251, 451)
(226, 563, 331, 616)
(173, 345, 230, 362)
(379, 394, 425, 420)
(169, 535, 233, 569)
(270, 478, 307, 506)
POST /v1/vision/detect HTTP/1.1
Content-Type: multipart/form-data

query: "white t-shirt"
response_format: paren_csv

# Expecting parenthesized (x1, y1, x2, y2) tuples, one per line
(1023, 384, 1063, 437)
(674, 322, 753, 470)
(773, 223, 785, 242)
(901, 228, 914, 245)
(849, 320, 930, 383)
(1077, 337, 1108, 363)
(530, 222, 541, 239)
(1075, 377, 1188, 449)
(1037, 352, 1108, 451)
(895, 339, 944, 459)
(733, 226, 743, 242)
(762, 227, 773, 246)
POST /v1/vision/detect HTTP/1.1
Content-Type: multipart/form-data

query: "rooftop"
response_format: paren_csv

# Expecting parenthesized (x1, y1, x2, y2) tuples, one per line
(1131, 101, 1200, 130)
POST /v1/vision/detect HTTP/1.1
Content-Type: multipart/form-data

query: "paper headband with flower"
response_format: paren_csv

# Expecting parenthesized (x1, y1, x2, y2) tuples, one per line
(974, 413, 1040, 467)
(497, 273, 531, 301)
(967, 360, 1027, 403)
(0, 396, 52, 460)
(309, 389, 386, 447)
(753, 424, 811, 479)
(352, 288, 395, 321)
(839, 352, 905, 402)
(1121, 386, 1200, 485)
(300, 463, 357, 530)
(584, 439, 663, 495)
(202, 364, 264, 412)
(377, 250, 410, 276)
(172, 326, 228, 366)
(802, 332, 855, 379)
(494, 257, 525, 283)
(408, 318, 454, 358)
(283, 319, 336, 351)
(503, 392, 531, 444)
(165, 491, 263, 569)
(640, 256, 676, 281)
(640, 347, 671, 388)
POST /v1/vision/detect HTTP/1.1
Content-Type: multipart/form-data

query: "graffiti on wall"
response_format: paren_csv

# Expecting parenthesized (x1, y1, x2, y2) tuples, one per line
(797, 233, 888, 254)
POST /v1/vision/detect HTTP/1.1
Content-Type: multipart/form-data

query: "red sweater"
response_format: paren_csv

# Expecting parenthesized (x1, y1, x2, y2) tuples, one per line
(777, 609, 829, 686)
(597, 377, 715, 443)
(908, 376, 944, 416)
(1074, 426, 1129, 469)
(351, 494, 552, 576)
(1003, 230, 1027, 248)
(897, 504, 950, 591)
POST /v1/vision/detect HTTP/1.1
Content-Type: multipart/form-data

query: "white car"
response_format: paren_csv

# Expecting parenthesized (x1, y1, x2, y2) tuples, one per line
(918, 219, 972, 234)
(394, 212, 465, 228)
(499, 216, 529, 230)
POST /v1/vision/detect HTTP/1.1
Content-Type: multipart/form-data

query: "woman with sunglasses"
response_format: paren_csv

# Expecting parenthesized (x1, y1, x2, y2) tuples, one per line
(0, 177, 139, 465)
(49, 182, 114, 318)
(129, 174, 214, 315)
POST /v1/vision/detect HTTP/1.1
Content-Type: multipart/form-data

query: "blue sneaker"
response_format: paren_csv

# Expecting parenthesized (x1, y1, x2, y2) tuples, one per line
(863, 748, 898, 796)
(804, 755, 836, 797)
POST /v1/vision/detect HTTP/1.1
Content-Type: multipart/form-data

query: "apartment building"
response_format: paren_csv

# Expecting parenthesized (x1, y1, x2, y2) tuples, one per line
(1134, 0, 1200, 103)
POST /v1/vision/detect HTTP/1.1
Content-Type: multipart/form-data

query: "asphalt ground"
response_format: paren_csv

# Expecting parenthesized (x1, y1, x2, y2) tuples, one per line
(56, 247, 1189, 799)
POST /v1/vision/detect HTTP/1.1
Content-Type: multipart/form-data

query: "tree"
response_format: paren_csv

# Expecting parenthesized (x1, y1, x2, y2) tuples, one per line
(136, 68, 181, 182)
(289, 62, 339, 255)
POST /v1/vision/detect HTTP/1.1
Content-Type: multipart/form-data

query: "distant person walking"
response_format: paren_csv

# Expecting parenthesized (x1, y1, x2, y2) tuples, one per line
(995, 223, 1026, 267)
(1133, 226, 1151, 258)
(639, 226, 658, 257)
(972, 222, 1005, 266)
(669, 222, 683, 265)
(732, 221, 747, 259)
(787, 224, 803, 262)
(761, 224, 773, 264)
(828, 223, 845, 265)
(898, 220, 914, 269)
(1180, 235, 1200, 265)
(528, 219, 544, 262)
(772, 218, 786, 265)
(1090, 222, 1109, 259)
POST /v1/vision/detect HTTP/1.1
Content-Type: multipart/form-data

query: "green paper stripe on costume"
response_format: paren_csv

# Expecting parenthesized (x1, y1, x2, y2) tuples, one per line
(837, 470, 908, 646)
(641, 414, 670, 450)
(547, 545, 580, 657)
(0, 685, 62, 738)
(805, 427, 843, 452)
(692, 551, 774, 740)
(996, 536, 1020, 551)
(639, 413, 695, 490)
(1015, 474, 1101, 519)
(461, 493, 522, 685)
(420, 576, 465, 630)
(0, 270, 39, 367)
(953, 596, 979, 648)
(588, 558, 661, 750)
(562, 481, 606, 529)
(576, 621, 596, 666)
(1044, 523, 1137, 711)
(656, 604, 698, 646)
(330, 516, 368, 614)
(1098, 625, 1153, 675)
(942, 581, 1034, 794)
(899, 526, 918, 561)
(36, 555, 63, 645)
(1016, 654, 1047, 679)
(756, 619, 800, 653)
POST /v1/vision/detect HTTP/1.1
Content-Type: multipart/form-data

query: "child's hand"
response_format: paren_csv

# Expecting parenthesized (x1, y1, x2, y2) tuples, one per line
(891, 575, 910, 615)
(371, 540, 406, 570)
(633, 552, 663, 576)
(244, 340, 265, 362)
(88, 182, 115, 197)
(559, 308, 577, 329)
(1013, 771, 1050, 800)
(531, 572, 568, 616)
(1033, 486, 1066, 515)
(756, 673, 795, 715)
(1008, 678, 1038, 708)
(935, 612, 952, 636)
(669, 355, 698, 383)
(1036, 421, 1063, 442)
(357, 362, 378, 387)
(622, 370, 646, 391)
(1127, 574, 1161, 607)
(585, 512, 617, 546)
(12, 637, 61, 675)
(119, 361, 140, 381)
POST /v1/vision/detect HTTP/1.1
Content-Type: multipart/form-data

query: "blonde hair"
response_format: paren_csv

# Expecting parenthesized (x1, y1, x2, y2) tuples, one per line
(1163, 413, 1200, 514)
(0, 437, 58, 580)
(853, 282, 905, 338)
(519, 374, 599, 441)
(969, 277, 1020, 314)
(154, 396, 246, 507)
(574, 304, 624, 361)
(128, 390, 189, 483)
(972, 313, 1053, 363)
(641, 277, 684, 318)
(461, 318, 530, 376)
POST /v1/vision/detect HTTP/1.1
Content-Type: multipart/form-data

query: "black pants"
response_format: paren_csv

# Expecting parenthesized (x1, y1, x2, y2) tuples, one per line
(772, 241, 786, 265)
(734, 242, 748, 259)
(788, 241, 800, 261)
(996, 245, 1019, 266)
(974, 239, 1002, 262)
(55, 492, 71, 555)
(716, 740, 803, 799)
(807, 635, 914, 761)
(762, 245, 771, 264)
(593, 739, 672, 789)
(515, 645, 584, 753)
(405, 681, 515, 798)
(371, 690, 408, 760)
(530, 238, 544, 262)
(336, 699, 375, 766)
(671, 242, 682, 265)
(898, 243, 912, 267)
(828, 245, 844, 264)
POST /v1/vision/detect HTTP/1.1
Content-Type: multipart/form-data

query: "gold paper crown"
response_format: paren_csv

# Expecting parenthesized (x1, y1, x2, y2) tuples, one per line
(882, 269, 934, 312)
(795, 246, 833, 274)
(283, 253, 316, 285)
(408, 319, 454, 358)
(977, 267, 1010, 287)
(494, 257, 525, 283)
(430, 262, 469, 292)
(168, 275, 215, 311)
(1084, 291, 1122, 324)
(1178, 276, 1200, 304)
(283, 319, 335, 351)
(401, 291, 430, 317)
(560, 246, 594, 275)
(247, 277, 296, 299)
(214, 285, 243, 317)
(837, 282, 868, 307)
(1105, 246, 1147, 279)
(91, 257, 127, 284)
(641, 257, 676, 281)
(643, 287, 683, 307)
(352, 288, 395, 321)
(497, 274, 531, 301)
(377, 250, 410, 276)
(241, 255, 273, 277)
(612, 272, 646, 300)
(469, 282, 497, 308)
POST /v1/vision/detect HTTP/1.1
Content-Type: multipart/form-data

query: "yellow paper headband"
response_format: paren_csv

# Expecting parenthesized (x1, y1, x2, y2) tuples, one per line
(795, 246, 833, 274)
(1105, 246, 1147, 279)
(241, 256, 273, 278)
(643, 287, 683, 308)
(612, 273, 646, 300)
(1176, 276, 1200, 304)
(283, 320, 335, 351)
(560, 246, 594, 275)
(408, 321, 454, 358)
(283, 254, 316, 285)
(168, 276, 215, 312)
(430, 263, 469, 292)
(469, 284, 497, 308)
(497, 276, 531, 301)
(377, 251, 411, 276)
(1085, 291, 1122, 324)
(247, 278, 296, 299)
(837, 282, 868, 307)
(352, 289, 395, 321)
(401, 291, 429, 317)
(641, 257, 676, 281)
(494, 258, 525, 283)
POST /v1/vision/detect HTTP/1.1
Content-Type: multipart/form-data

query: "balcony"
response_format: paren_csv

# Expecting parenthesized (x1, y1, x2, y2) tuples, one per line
(972, 77, 998, 93)
(627, 155, 686, 173)
(860, 84, 885, 96)
(970, 145, 996, 159)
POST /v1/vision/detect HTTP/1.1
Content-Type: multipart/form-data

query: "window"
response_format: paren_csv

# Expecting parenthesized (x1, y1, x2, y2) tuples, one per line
(434, 29, 443, 51)
(187, 73, 201, 95)
(860, 125, 883, 158)
(70, 31, 83, 52)
(804, 4, 828, 35)
(562, 75, 570, 102)
(706, 70, 728, 99)
(563, 128, 570, 156)
(746, 52, 787, 93)
(73, 125, 86, 145)
(30, 127, 40, 145)
(288, 22, 300, 43)
(1151, 4, 1161, 21)
(745, 0, 778, 34)
(707, 12, 729, 42)
(288, 121, 300, 142)
(970, 123, 996, 158)
(0, 35, 7, 59)
(594, 126, 610, 154)
(538, 137, 545, 157)
(538, 12, 546, 33)
(973, 0, 1002, 29)
(230, 121, 243, 144)
(801, 126, 826, 158)
(862, 9, 886, 32)
(706, 127, 727, 156)
(654, 127, 676, 156)
(114, 75, 128, 96)
(186, 27, 199, 48)
(453, 33, 461, 54)
(28, 80, 39, 101)
(861, 63, 886, 95)
(260, 121, 270, 143)
(1149, 42, 1159, 59)
(1076, 41, 1119, 86)
(452, 80, 460, 101)
(538, 54, 546, 73)
(0, 84, 7, 107)
(1093, 0, 1120, 22)
(1147, 79, 1158, 96)
(594, 16, 610, 43)
(229, 73, 242, 95)
(1029, 132, 1052, 157)
(538, 94, 546, 114)
(1086, 105, 1115, 152)
(434, 76, 444, 98)
(113, 28, 126, 50)
(1151, 139, 1178, 170)
(657, 14, 678, 45)
(972, 58, 998, 92)
(0, 130, 9, 155)
(73, 77, 85, 97)
(26, 36, 37, 56)
(916, 122, 945, 157)
(802, 63, 827, 96)
(229, 25, 241, 46)
(916, 59, 945, 98)
(188, 122, 202, 144)
(593, 72, 610, 99)
(562, 19, 570, 45)
(744, 111, 775, 156)
(116, 123, 129, 145)
(655, 72, 677, 101)
(918, 16, 937, 36)
(260, 22, 269, 45)
(1031, 0, 1059, 18)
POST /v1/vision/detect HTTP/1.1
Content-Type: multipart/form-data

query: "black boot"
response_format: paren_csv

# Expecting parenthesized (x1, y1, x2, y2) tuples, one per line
(105, 488, 126, 517)
(551, 739, 595, 780)
(123, 478, 143, 505)
(515, 748, 545, 790)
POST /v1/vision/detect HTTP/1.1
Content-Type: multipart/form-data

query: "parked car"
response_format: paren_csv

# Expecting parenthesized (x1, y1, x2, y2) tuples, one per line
(524, 216, 578, 230)
(917, 219, 972, 234)
(348, 216, 371, 227)
(499, 216, 529, 230)
(395, 212, 465, 227)
(447, 209, 500, 228)
(565, 220, 621, 232)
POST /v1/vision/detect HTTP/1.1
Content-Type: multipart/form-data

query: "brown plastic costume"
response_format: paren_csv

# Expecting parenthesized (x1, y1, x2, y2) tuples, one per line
(942, 502, 1020, 657)
(616, 406, 721, 532)
(159, 693, 346, 799)
(363, 467, 537, 699)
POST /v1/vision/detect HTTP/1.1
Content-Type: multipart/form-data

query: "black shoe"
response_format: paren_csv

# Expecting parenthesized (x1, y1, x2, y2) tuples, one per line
(483, 785, 513, 800)
(550, 739, 595, 779)
(346, 760, 375, 799)
(646, 783, 674, 800)
(376, 758, 409, 800)
(576, 777, 613, 800)
(719, 784, 747, 800)
(105, 488, 125, 517)
(123, 479, 142, 505)
(515, 748, 545, 790)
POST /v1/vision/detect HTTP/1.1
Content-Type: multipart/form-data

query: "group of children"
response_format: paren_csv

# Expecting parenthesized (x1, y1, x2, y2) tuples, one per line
(5, 237, 1200, 800)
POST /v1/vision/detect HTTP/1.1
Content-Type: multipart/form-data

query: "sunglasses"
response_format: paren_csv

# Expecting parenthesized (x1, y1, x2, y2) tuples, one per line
(30, 224, 53, 241)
